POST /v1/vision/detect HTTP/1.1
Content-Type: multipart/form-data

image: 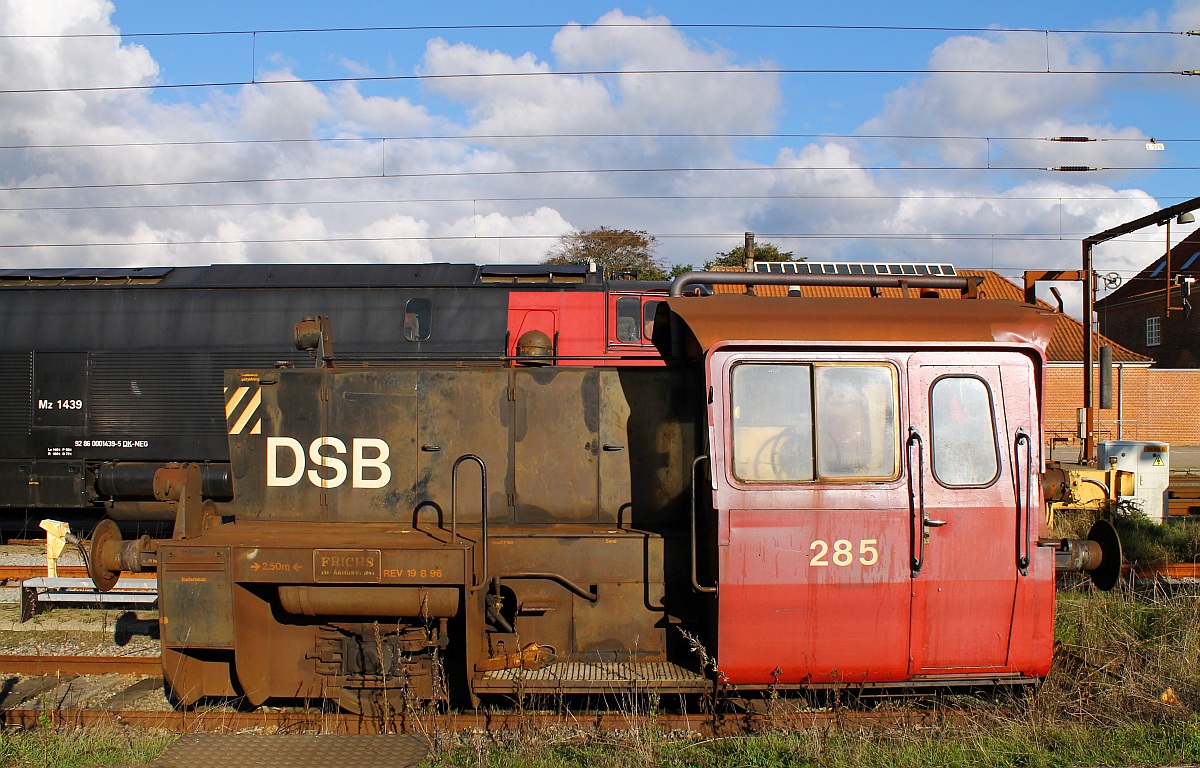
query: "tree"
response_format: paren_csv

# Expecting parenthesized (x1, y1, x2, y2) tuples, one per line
(544, 227, 670, 280)
(703, 241, 802, 270)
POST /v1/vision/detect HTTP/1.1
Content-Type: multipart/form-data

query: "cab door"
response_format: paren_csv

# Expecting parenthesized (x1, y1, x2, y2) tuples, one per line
(708, 351, 913, 684)
(905, 351, 1038, 672)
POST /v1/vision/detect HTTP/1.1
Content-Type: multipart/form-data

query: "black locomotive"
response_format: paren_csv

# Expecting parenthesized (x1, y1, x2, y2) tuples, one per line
(0, 263, 666, 524)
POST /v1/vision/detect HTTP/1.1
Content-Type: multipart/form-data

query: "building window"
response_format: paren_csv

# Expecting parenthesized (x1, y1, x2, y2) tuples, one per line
(1146, 316, 1162, 347)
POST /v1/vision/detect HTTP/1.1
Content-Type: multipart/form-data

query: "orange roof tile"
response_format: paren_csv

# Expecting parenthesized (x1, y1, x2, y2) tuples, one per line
(708, 266, 1150, 364)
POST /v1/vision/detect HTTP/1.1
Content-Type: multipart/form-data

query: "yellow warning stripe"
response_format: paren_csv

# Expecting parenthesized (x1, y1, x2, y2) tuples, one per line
(229, 388, 261, 435)
(224, 386, 248, 419)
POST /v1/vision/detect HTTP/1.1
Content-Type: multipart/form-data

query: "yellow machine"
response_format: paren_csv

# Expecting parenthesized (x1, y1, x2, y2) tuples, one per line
(1043, 462, 1136, 528)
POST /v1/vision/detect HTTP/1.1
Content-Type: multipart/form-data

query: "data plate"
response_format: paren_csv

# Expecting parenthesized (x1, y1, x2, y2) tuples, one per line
(313, 549, 382, 583)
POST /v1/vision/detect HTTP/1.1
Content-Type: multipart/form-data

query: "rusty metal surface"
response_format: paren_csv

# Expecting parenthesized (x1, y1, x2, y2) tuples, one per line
(150, 734, 430, 768)
(0, 654, 161, 676)
(665, 294, 1056, 354)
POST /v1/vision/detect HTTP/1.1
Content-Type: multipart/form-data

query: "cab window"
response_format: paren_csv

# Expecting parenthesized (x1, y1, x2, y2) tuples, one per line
(731, 362, 898, 482)
(403, 298, 431, 342)
(930, 376, 999, 487)
(642, 300, 662, 341)
(615, 296, 641, 342)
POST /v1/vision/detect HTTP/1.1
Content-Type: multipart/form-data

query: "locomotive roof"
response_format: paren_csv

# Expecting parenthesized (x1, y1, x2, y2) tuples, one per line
(664, 293, 1057, 354)
(0, 262, 625, 289)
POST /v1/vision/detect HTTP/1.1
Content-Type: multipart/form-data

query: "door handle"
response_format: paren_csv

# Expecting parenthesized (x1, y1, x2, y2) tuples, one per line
(924, 518, 948, 528)
(602, 444, 625, 452)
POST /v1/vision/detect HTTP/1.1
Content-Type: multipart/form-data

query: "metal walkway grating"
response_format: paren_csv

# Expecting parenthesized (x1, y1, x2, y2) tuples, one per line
(151, 734, 430, 768)
(477, 661, 709, 692)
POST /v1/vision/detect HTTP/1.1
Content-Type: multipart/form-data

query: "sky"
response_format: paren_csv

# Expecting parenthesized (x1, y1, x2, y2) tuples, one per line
(4, 0, 1200, 302)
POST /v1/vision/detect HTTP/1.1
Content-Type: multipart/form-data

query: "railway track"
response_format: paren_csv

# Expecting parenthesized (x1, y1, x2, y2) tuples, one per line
(0, 703, 968, 735)
(0, 654, 161, 676)
(0, 565, 155, 582)
(0, 651, 972, 734)
(6, 561, 1200, 586)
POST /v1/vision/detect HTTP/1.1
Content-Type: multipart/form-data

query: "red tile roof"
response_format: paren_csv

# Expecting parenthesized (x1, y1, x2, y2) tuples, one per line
(709, 266, 1150, 364)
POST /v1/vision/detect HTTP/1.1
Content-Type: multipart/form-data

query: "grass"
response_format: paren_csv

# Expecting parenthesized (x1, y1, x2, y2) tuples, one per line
(8, 587, 1200, 768)
(1114, 514, 1200, 567)
(1053, 504, 1200, 567)
(0, 726, 175, 768)
(427, 586, 1200, 768)
(429, 720, 1200, 768)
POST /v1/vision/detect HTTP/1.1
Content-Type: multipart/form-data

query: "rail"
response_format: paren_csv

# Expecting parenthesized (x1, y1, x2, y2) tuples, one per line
(0, 654, 161, 676)
(0, 565, 155, 581)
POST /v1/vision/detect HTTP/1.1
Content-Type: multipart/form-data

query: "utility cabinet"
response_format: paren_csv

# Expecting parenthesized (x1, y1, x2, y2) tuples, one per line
(1098, 441, 1170, 523)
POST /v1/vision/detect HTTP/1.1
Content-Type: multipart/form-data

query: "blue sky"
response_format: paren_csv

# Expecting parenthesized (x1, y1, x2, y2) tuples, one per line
(4, 0, 1200, 299)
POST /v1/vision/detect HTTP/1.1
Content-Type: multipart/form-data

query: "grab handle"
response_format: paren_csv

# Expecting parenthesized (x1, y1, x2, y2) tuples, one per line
(907, 428, 927, 578)
(1014, 429, 1033, 576)
(690, 455, 717, 594)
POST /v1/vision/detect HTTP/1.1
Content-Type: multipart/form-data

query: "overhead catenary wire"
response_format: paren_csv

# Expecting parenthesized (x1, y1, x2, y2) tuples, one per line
(2, 164, 1196, 195)
(0, 131, 1185, 151)
(0, 21, 1189, 39)
(0, 22, 1192, 267)
(0, 231, 1189, 249)
(1, 65, 1195, 96)
(0, 192, 1176, 214)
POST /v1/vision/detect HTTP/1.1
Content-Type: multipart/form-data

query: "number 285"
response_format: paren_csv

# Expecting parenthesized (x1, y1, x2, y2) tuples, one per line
(810, 539, 879, 567)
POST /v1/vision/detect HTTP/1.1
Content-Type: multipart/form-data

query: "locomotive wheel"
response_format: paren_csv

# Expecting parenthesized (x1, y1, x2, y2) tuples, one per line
(337, 686, 409, 717)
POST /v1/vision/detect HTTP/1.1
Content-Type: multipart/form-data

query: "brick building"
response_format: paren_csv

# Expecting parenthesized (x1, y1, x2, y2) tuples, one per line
(1095, 227, 1200, 368)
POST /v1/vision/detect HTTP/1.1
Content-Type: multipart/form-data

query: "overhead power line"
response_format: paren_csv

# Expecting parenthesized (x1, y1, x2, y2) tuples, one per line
(0, 65, 1192, 96)
(0, 231, 1187, 250)
(0, 22, 1187, 39)
(0, 131, 1182, 151)
(0, 164, 1193, 195)
(0, 192, 1170, 214)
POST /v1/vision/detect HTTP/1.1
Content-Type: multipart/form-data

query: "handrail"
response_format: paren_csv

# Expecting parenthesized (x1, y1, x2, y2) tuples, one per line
(690, 455, 717, 594)
(668, 271, 982, 298)
(494, 572, 598, 603)
(452, 454, 489, 592)
(1014, 429, 1033, 576)
(907, 428, 927, 578)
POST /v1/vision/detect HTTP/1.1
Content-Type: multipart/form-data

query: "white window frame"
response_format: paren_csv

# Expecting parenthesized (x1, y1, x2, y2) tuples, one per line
(1146, 315, 1162, 347)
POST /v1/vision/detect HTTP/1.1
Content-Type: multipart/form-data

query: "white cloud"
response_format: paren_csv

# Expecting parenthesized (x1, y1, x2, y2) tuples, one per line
(0, 0, 1187, 288)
